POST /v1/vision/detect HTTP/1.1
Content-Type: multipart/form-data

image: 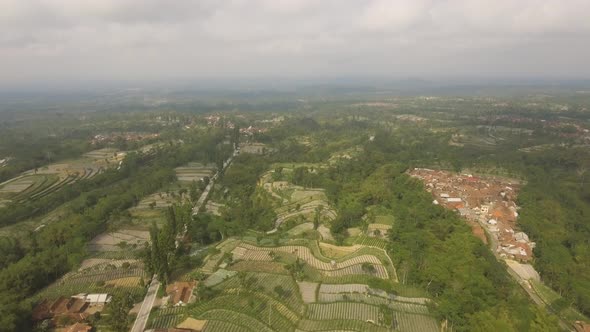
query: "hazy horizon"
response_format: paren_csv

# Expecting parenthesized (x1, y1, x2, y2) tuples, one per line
(2, 0, 590, 86)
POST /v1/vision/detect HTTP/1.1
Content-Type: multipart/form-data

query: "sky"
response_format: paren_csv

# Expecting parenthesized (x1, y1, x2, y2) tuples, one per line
(1, 0, 590, 86)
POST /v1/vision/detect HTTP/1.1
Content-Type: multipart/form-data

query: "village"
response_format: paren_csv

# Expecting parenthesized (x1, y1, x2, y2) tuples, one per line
(409, 168, 536, 264)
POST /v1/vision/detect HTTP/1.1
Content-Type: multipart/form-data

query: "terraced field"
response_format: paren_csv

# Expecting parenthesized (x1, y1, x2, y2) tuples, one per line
(35, 260, 147, 301)
(175, 162, 216, 182)
(232, 244, 388, 279)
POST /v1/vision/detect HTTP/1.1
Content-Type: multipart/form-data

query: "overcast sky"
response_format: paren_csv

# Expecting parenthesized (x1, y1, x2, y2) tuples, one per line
(2, 0, 590, 85)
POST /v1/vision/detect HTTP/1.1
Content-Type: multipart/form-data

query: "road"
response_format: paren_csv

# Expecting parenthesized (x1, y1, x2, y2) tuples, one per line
(477, 217, 572, 331)
(129, 150, 237, 331)
(130, 276, 160, 332)
(191, 151, 236, 216)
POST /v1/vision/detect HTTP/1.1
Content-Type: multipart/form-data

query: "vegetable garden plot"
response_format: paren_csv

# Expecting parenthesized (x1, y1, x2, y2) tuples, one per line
(199, 309, 273, 332)
(203, 320, 250, 332)
(204, 269, 237, 287)
(229, 261, 289, 274)
(392, 312, 439, 332)
(319, 284, 368, 294)
(148, 307, 186, 329)
(296, 319, 389, 332)
(316, 294, 430, 315)
(201, 252, 224, 273)
(190, 293, 296, 332)
(220, 272, 304, 314)
(241, 244, 385, 272)
(306, 302, 380, 322)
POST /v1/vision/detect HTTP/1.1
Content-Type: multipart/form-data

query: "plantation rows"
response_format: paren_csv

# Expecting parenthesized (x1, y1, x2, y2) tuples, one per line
(393, 312, 439, 332)
(217, 238, 241, 253)
(219, 272, 304, 314)
(232, 247, 274, 261)
(9, 175, 57, 201)
(190, 293, 297, 332)
(240, 244, 385, 273)
(148, 307, 186, 329)
(319, 283, 368, 294)
(306, 302, 380, 322)
(199, 309, 273, 332)
(322, 263, 388, 279)
(354, 235, 389, 249)
(316, 293, 430, 315)
(61, 267, 145, 284)
(203, 320, 251, 332)
(37, 283, 144, 301)
(296, 319, 389, 332)
(202, 252, 224, 273)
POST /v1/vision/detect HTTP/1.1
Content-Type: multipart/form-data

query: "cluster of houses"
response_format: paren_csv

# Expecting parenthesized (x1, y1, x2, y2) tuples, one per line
(32, 293, 111, 330)
(410, 168, 534, 262)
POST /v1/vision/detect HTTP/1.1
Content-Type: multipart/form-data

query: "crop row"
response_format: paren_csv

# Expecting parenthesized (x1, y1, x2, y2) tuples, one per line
(190, 293, 296, 332)
(203, 320, 250, 332)
(240, 244, 384, 272)
(354, 235, 389, 249)
(199, 309, 273, 332)
(296, 319, 389, 332)
(148, 307, 186, 329)
(316, 293, 429, 315)
(219, 272, 304, 314)
(306, 302, 380, 322)
(392, 312, 439, 332)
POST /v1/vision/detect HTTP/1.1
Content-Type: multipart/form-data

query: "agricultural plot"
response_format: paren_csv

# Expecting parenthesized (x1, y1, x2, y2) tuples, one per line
(306, 302, 380, 322)
(297, 282, 318, 303)
(88, 229, 150, 252)
(0, 150, 114, 204)
(367, 224, 392, 237)
(147, 307, 187, 330)
(190, 293, 297, 332)
(287, 222, 314, 236)
(317, 293, 429, 315)
(78, 258, 138, 271)
(199, 309, 273, 332)
(374, 215, 395, 225)
(203, 320, 248, 332)
(36, 263, 146, 301)
(353, 235, 389, 249)
(175, 162, 216, 182)
(206, 201, 225, 216)
(201, 252, 225, 274)
(392, 312, 439, 332)
(259, 169, 337, 231)
(204, 269, 237, 287)
(134, 191, 183, 210)
(229, 261, 289, 274)
(296, 319, 389, 332)
(232, 244, 388, 279)
(219, 272, 304, 314)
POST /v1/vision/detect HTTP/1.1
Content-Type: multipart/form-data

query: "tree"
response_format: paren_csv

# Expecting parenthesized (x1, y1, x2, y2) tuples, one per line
(105, 292, 134, 332)
(313, 205, 323, 230)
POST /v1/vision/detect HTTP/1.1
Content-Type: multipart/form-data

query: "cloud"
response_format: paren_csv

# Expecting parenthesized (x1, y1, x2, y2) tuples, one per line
(1, 0, 590, 83)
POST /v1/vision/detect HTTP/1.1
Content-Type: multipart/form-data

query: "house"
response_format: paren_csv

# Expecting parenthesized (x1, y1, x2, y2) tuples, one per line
(32, 296, 92, 324)
(446, 197, 462, 203)
(74, 293, 111, 305)
(514, 232, 529, 243)
(488, 219, 498, 225)
(166, 281, 196, 306)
